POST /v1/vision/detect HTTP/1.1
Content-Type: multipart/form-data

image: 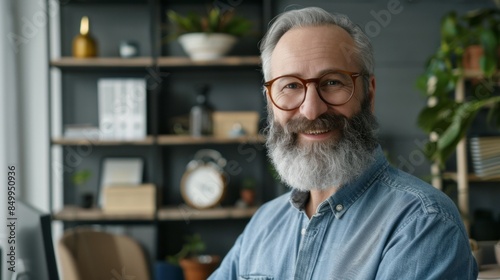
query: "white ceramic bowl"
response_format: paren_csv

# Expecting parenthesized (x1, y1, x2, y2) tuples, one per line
(178, 33, 237, 61)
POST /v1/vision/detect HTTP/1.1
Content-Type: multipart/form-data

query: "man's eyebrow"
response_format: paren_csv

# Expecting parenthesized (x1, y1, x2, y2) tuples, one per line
(277, 68, 346, 78)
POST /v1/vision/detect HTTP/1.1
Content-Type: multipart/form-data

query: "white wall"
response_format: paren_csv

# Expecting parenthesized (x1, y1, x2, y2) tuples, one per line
(1, 1, 51, 278)
(1, 1, 21, 279)
(14, 0, 50, 212)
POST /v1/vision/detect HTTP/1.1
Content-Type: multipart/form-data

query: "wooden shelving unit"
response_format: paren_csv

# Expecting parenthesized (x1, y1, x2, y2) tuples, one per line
(455, 75, 470, 229)
(47, 0, 273, 261)
(434, 69, 500, 232)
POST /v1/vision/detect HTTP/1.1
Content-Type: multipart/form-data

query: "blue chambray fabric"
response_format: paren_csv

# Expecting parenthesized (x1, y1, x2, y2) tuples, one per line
(209, 146, 478, 280)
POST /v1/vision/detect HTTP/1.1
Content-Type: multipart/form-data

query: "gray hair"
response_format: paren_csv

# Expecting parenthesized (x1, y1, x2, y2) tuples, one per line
(260, 7, 374, 82)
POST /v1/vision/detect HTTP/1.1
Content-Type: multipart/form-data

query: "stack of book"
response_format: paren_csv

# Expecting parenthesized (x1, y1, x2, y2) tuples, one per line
(98, 78, 147, 140)
(470, 136, 500, 178)
(64, 124, 100, 139)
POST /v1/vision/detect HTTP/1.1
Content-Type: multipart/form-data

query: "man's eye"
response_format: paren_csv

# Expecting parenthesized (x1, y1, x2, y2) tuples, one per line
(323, 80, 342, 86)
(284, 83, 302, 89)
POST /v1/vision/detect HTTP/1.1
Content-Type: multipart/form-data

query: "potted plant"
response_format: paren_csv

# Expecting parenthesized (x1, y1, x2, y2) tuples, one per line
(71, 169, 93, 208)
(450, 9, 500, 74)
(240, 177, 256, 206)
(167, 7, 252, 61)
(167, 234, 220, 280)
(416, 8, 500, 167)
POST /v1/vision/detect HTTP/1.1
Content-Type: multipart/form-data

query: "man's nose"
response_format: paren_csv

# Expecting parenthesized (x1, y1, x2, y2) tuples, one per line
(299, 84, 328, 120)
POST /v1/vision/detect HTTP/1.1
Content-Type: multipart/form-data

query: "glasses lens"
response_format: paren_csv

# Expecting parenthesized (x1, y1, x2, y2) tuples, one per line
(318, 72, 354, 105)
(270, 76, 306, 110)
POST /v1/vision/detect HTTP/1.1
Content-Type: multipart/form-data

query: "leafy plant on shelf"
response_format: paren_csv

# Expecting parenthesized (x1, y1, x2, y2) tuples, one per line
(167, 7, 253, 39)
(71, 169, 92, 187)
(71, 169, 94, 208)
(416, 8, 500, 167)
(166, 234, 206, 265)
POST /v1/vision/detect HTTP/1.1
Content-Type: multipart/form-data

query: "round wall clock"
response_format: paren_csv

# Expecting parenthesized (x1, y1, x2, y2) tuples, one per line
(180, 149, 227, 209)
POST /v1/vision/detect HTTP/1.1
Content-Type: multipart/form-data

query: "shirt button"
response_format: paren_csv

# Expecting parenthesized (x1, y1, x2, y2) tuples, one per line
(301, 228, 306, 235)
(335, 204, 344, 212)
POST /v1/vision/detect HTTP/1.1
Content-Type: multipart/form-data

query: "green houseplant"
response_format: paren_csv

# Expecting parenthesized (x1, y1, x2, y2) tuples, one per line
(71, 169, 94, 208)
(167, 7, 253, 61)
(416, 8, 500, 167)
(167, 234, 220, 280)
(240, 177, 256, 206)
(166, 234, 206, 265)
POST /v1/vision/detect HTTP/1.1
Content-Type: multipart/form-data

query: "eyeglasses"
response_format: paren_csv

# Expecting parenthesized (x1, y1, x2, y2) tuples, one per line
(264, 70, 362, 111)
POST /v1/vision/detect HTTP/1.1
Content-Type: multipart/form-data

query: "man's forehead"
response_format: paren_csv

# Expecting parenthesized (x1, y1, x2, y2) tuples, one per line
(270, 25, 357, 76)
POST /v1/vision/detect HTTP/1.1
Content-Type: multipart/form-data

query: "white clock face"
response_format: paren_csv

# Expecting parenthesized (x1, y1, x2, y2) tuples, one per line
(184, 166, 224, 208)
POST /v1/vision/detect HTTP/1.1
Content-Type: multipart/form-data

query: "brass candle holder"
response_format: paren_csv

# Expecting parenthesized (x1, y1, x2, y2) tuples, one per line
(72, 16, 97, 58)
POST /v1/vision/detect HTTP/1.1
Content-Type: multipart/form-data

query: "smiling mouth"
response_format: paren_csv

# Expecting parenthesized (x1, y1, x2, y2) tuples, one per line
(303, 129, 330, 135)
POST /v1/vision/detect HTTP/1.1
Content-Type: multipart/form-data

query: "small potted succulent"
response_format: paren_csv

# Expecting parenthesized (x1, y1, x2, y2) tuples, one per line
(240, 177, 256, 206)
(71, 169, 93, 208)
(167, 234, 220, 280)
(167, 7, 252, 61)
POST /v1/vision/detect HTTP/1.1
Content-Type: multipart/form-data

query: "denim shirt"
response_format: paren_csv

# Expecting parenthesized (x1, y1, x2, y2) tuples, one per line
(209, 146, 478, 280)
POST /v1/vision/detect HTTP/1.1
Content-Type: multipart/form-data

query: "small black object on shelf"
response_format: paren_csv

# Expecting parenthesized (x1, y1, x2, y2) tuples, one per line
(190, 84, 213, 137)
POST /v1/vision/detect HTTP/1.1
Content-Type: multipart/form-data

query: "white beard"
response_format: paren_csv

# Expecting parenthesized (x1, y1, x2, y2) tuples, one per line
(266, 98, 378, 191)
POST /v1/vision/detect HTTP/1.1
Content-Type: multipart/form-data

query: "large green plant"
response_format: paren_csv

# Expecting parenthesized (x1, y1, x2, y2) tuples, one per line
(417, 9, 500, 167)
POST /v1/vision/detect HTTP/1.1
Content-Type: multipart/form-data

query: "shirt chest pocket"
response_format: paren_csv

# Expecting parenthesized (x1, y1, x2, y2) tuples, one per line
(239, 276, 274, 280)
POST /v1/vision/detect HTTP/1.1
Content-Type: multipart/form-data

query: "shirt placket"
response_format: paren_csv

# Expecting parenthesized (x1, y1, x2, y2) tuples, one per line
(293, 210, 331, 280)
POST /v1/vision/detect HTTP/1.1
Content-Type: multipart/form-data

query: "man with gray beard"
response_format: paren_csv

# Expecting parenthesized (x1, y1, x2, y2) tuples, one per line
(209, 7, 477, 280)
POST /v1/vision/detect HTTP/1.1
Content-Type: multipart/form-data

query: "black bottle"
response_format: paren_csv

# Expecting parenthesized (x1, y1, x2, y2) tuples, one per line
(190, 85, 213, 137)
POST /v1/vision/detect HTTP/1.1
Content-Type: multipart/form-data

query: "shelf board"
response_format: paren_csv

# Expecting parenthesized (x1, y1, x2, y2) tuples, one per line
(51, 135, 265, 146)
(442, 172, 500, 182)
(50, 56, 261, 68)
(52, 205, 258, 222)
(53, 206, 154, 221)
(462, 69, 484, 79)
(157, 134, 265, 145)
(50, 57, 153, 68)
(462, 69, 500, 80)
(158, 205, 258, 221)
(51, 136, 155, 146)
(157, 56, 261, 67)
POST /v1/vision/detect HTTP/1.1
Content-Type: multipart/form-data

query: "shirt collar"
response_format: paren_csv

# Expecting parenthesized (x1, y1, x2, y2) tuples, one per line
(289, 145, 389, 218)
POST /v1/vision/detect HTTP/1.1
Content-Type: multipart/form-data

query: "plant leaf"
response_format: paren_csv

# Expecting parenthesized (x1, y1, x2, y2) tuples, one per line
(434, 98, 500, 164)
(71, 169, 92, 186)
(480, 29, 497, 77)
(417, 99, 457, 133)
(167, 8, 251, 37)
(208, 8, 220, 32)
(486, 102, 497, 127)
(441, 11, 459, 43)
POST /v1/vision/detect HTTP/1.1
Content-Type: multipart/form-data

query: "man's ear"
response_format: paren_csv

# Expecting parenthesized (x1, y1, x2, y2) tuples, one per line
(368, 76, 376, 112)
